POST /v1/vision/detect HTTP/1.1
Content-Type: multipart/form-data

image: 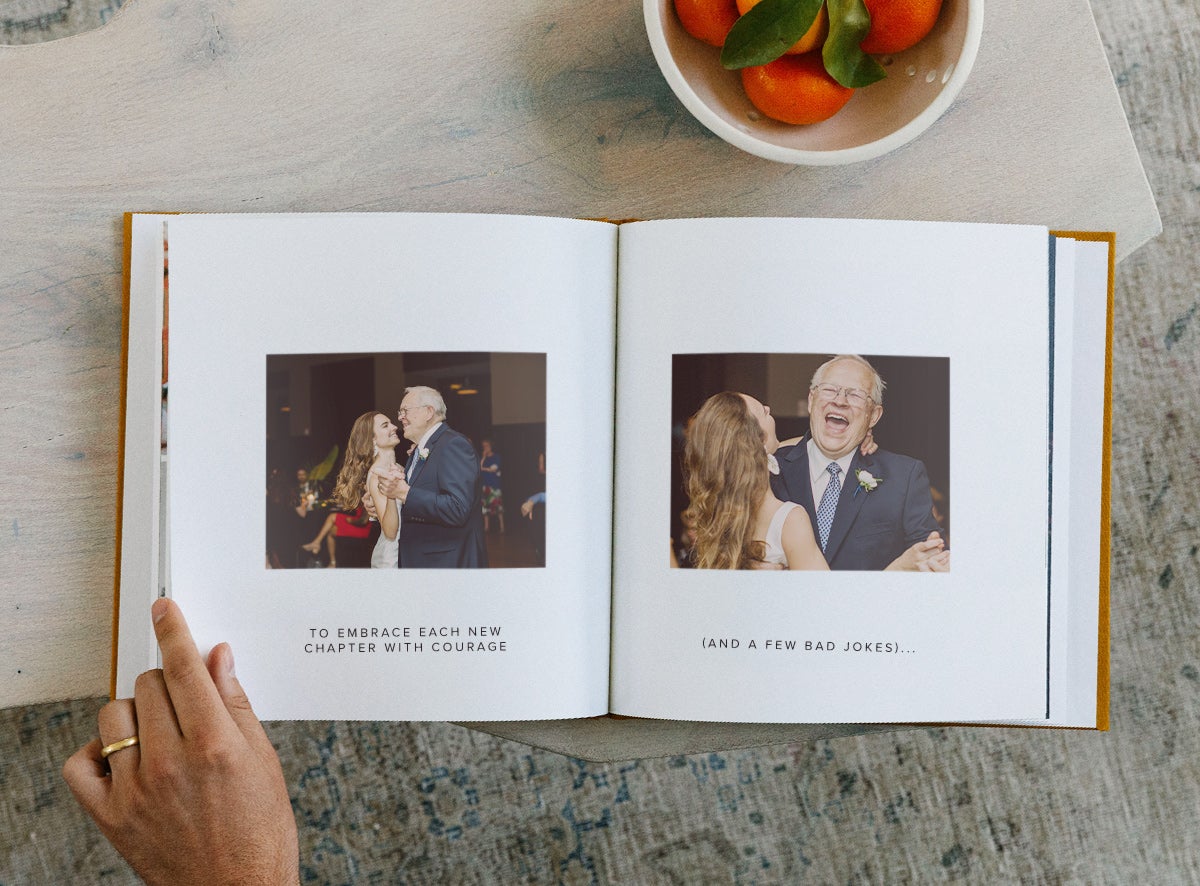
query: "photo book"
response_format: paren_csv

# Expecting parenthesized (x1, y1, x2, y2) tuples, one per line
(115, 212, 1112, 729)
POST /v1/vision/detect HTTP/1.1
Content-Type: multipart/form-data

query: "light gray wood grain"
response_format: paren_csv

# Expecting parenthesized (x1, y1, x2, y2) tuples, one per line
(0, 0, 1156, 757)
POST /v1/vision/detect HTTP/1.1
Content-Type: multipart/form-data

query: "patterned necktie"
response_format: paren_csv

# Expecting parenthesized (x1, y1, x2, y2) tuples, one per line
(816, 462, 842, 551)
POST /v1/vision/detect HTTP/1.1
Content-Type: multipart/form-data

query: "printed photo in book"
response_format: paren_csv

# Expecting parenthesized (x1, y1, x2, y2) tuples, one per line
(670, 352, 949, 573)
(265, 351, 547, 571)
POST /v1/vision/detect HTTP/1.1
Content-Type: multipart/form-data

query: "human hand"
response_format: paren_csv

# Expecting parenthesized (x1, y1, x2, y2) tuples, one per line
(902, 531, 946, 571)
(521, 499, 534, 519)
(885, 531, 945, 571)
(859, 430, 878, 456)
(375, 465, 410, 502)
(361, 491, 378, 520)
(62, 599, 299, 886)
(918, 550, 951, 572)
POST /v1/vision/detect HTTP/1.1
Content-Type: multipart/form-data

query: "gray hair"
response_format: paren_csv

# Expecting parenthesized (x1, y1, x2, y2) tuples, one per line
(810, 355, 885, 406)
(404, 385, 447, 420)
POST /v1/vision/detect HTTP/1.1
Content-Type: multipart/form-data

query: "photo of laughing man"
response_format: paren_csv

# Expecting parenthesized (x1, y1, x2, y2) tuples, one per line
(770, 354, 948, 571)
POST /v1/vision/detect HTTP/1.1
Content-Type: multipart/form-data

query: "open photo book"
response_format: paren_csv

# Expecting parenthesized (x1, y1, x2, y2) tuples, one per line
(115, 212, 1111, 729)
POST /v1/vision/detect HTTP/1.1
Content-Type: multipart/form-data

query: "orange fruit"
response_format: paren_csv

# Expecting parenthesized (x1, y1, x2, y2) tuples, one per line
(735, 0, 829, 54)
(741, 53, 853, 124)
(674, 0, 741, 47)
(859, 0, 944, 55)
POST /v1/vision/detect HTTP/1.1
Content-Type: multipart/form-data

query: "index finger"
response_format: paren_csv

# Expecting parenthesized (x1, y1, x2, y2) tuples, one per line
(152, 598, 234, 739)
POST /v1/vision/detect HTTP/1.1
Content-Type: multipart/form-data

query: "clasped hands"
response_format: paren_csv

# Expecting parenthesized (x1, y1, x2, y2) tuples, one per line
(906, 531, 950, 572)
(750, 530, 949, 571)
(364, 463, 409, 516)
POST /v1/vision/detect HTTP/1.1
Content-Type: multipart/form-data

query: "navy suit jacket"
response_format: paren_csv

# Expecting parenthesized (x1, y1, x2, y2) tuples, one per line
(400, 424, 489, 568)
(770, 436, 940, 570)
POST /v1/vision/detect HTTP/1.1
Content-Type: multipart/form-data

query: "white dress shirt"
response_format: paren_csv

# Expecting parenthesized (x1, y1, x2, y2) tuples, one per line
(807, 438, 855, 507)
(407, 421, 444, 480)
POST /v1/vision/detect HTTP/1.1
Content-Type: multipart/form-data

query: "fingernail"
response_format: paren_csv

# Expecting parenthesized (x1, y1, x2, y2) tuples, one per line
(151, 597, 169, 623)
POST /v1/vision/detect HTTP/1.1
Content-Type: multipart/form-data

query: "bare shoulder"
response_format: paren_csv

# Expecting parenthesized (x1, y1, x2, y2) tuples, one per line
(367, 460, 387, 487)
(781, 501, 813, 532)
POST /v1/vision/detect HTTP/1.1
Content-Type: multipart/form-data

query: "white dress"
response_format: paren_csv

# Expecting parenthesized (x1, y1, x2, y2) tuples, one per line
(369, 478, 400, 568)
(371, 527, 399, 568)
(762, 501, 801, 567)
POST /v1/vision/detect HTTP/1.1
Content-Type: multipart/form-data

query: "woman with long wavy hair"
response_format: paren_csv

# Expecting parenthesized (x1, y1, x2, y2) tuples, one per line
(684, 392, 826, 570)
(303, 411, 401, 568)
(683, 392, 942, 571)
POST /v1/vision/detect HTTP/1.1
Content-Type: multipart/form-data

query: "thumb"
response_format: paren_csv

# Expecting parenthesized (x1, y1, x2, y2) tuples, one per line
(206, 643, 264, 738)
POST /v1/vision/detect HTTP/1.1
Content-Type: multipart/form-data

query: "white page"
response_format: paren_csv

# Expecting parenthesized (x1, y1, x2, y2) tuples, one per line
(611, 217, 1054, 723)
(1047, 238, 1078, 722)
(978, 236, 1110, 729)
(115, 215, 169, 695)
(1057, 238, 1108, 727)
(161, 213, 616, 720)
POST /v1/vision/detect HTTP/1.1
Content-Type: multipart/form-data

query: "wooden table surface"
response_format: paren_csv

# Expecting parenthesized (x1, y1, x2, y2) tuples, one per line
(0, 0, 1158, 757)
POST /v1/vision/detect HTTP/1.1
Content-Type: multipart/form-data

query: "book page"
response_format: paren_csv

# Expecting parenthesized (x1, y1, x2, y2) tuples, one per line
(611, 217, 1056, 723)
(142, 213, 616, 720)
(1047, 238, 1079, 722)
(114, 214, 169, 694)
(983, 234, 1108, 728)
(1044, 236, 1109, 727)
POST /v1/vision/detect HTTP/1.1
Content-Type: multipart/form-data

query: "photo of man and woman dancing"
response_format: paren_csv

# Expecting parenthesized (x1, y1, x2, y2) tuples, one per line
(672, 353, 950, 572)
(266, 352, 546, 570)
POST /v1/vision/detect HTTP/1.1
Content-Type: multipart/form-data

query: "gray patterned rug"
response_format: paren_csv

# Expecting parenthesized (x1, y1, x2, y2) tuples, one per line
(0, 0, 121, 43)
(4, 0, 1200, 882)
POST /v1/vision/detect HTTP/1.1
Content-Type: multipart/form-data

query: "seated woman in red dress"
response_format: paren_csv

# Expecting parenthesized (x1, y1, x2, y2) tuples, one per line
(300, 505, 371, 568)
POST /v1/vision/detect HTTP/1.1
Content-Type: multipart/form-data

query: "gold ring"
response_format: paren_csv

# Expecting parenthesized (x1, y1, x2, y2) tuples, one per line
(100, 735, 140, 759)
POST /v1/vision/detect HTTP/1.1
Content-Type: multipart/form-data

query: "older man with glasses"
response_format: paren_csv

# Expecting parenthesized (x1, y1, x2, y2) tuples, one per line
(770, 355, 946, 571)
(376, 385, 489, 568)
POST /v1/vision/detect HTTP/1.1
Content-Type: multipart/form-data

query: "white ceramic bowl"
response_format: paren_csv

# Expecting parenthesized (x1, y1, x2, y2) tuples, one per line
(645, 0, 983, 165)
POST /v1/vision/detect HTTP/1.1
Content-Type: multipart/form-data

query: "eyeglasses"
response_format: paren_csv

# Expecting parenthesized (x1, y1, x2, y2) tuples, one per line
(398, 404, 432, 418)
(811, 383, 874, 408)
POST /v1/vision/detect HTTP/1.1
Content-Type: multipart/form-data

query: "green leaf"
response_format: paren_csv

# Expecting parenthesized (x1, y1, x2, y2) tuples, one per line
(824, 0, 886, 87)
(306, 445, 340, 483)
(721, 0, 825, 70)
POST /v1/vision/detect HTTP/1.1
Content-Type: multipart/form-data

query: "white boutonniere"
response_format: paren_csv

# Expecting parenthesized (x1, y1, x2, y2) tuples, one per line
(854, 469, 881, 497)
(767, 453, 780, 475)
(418, 447, 430, 461)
